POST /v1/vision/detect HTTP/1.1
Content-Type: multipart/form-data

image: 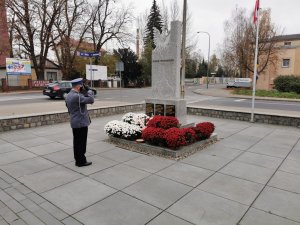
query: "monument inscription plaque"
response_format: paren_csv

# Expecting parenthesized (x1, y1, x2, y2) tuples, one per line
(166, 105, 176, 117)
(146, 103, 154, 116)
(155, 104, 164, 115)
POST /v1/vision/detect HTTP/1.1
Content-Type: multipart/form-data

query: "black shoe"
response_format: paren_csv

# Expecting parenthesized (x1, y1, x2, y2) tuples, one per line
(75, 161, 92, 167)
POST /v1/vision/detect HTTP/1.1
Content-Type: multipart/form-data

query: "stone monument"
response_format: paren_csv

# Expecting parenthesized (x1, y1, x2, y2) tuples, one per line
(145, 21, 187, 125)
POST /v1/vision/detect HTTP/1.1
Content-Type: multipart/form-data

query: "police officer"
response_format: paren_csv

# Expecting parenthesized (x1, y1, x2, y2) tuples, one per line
(65, 78, 94, 167)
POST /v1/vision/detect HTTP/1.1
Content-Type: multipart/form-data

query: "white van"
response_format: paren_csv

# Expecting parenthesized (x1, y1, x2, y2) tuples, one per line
(227, 78, 252, 88)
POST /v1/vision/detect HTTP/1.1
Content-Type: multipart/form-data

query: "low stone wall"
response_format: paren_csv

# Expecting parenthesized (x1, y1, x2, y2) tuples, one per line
(1, 104, 300, 132)
(187, 107, 300, 127)
(0, 104, 144, 132)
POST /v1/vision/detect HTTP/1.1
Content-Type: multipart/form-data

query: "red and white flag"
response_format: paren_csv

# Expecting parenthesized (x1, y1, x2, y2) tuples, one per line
(253, 0, 260, 23)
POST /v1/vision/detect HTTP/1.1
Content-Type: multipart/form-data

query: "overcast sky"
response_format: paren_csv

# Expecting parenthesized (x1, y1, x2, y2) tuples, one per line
(128, 0, 300, 60)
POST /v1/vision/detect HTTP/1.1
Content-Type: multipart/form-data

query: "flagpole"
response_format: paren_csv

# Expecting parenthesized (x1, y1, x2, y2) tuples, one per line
(250, 6, 260, 123)
(181, 0, 187, 99)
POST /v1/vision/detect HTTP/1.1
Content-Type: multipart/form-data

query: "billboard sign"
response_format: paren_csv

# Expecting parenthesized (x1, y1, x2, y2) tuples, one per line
(6, 58, 31, 75)
(32, 80, 49, 87)
(86, 65, 107, 80)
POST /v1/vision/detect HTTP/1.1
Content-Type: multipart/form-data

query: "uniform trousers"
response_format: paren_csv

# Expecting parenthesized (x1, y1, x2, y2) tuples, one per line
(72, 126, 88, 164)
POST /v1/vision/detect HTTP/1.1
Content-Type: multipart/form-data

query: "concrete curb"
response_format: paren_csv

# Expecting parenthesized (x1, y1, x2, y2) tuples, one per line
(192, 89, 300, 102)
(108, 134, 218, 159)
(188, 106, 300, 128)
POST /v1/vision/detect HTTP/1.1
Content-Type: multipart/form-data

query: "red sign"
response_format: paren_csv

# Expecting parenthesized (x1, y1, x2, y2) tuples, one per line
(32, 80, 49, 87)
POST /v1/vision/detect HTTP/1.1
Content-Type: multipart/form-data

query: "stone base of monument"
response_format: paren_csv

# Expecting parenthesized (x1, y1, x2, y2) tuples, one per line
(145, 98, 187, 125)
(106, 133, 217, 160)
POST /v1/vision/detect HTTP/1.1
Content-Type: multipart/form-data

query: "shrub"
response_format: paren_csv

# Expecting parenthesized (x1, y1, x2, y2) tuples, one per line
(122, 112, 148, 128)
(104, 120, 123, 138)
(142, 127, 166, 146)
(182, 128, 197, 144)
(274, 75, 300, 94)
(163, 128, 187, 149)
(146, 116, 179, 129)
(193, 122, 215, 140)
(104, 120, 142, 140)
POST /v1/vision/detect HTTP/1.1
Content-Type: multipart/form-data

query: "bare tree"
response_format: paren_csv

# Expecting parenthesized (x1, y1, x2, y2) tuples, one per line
(137, 8, 149, 48)
(221, 7, 280, 77)
(51, 0, 92, 79)
(89, 0, 133, 64)
(6, 0, 64, 80)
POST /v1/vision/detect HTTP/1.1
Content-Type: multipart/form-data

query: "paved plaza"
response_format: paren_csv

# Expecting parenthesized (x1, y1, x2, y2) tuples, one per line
(0, 114, 300, 225)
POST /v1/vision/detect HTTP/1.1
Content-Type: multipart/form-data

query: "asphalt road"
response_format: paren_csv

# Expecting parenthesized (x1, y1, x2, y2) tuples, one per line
(0, 85, 300, 117)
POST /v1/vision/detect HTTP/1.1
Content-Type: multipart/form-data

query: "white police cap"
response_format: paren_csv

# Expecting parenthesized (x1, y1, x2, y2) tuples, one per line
(70, 78, 83, 86)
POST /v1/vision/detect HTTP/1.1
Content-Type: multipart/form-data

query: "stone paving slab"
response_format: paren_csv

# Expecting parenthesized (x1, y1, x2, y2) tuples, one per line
(0, 114, 299, 224)
(64, 155, 118, 176)
(220, 161, 275, 184)
(26, 142, 70, 155)
(287, 149, 300, 161)
(279, 159, 300, 175)
(147, 212, 193, 225)
(123, 175, 192, 210)
(268, 171, 300, 194)
(196, 143, 243, 159)
(253, 186, 300, 222)
(0, 151, 36, 166)
(42, 177, 116, 215)
(124, 155, 175, 173)
(0, 157, 56, 178)
(235, 152, 282, 169)
(198, 173, 264, 205)
(18, 166, 83, 193)
(73, 192, 161, 225)
(99, 147, 142, 162)
(90, 164, 150, 190)
(156, 163, 213, 187)
(167, 189, 248, 225)
(218, 133, 262, 151)
(240, 208, 300, 225)
(182, 152, 231, 171)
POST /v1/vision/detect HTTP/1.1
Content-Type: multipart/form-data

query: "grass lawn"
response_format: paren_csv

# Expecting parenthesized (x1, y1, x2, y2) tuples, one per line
(232, 88, 300, 99)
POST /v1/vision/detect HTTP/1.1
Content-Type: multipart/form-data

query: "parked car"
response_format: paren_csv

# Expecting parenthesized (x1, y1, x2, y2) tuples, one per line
(43, 81, 97, 99)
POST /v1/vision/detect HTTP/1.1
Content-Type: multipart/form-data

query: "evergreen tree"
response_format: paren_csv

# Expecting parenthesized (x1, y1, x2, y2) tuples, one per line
(197, 59, 208, 77)
(144, 0, 163, 48)
(114, 48, 142, 87)
(186, 59, 197, 78)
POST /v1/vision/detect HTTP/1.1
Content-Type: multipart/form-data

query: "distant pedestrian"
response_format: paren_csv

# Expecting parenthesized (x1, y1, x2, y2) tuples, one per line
(65, 78, 94, 167)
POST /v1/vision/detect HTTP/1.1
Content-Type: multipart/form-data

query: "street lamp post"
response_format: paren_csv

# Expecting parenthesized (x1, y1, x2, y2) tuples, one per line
(197, 31, 210, 89)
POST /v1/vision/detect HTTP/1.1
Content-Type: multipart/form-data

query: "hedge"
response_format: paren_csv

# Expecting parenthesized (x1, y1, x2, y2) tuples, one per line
(273, 75, 300, 94)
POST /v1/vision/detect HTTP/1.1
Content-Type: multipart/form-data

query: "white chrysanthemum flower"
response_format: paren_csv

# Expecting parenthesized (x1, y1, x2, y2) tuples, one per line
(104, 119, 142, 139)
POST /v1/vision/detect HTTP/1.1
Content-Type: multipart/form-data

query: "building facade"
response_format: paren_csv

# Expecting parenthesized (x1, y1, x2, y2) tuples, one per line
(257, 34, 300, 90)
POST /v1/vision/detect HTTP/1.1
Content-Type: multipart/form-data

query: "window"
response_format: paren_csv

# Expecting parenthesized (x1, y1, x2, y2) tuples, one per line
(284, 41, 291, 46)
(282, 59, 290, 68)
(46, 72, 57, 81)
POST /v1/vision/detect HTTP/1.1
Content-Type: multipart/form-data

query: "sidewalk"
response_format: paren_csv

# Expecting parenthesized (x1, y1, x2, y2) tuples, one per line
(193, 85, 300, 102)
(0, 114, 299, 225)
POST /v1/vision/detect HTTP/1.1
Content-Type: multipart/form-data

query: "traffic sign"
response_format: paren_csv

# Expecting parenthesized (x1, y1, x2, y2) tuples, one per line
(77, 51, 100, 57)
(116, 61, 124, 71)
